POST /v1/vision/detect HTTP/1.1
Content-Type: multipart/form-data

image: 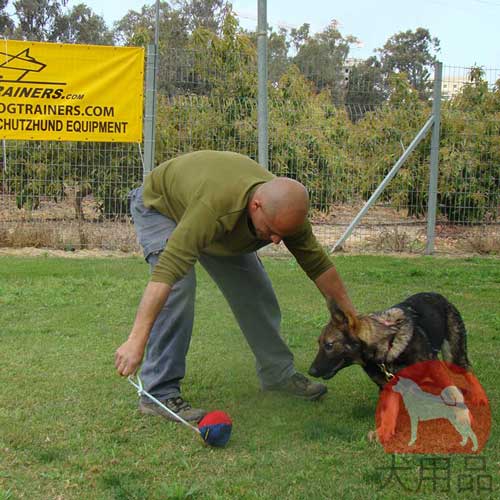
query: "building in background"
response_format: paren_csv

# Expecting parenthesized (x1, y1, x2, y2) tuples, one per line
(342, 58, 363, 86)
(441, 74, 468, 99)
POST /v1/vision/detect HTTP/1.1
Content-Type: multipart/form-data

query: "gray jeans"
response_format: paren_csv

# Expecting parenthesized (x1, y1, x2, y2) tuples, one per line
(129, 186, 295, 400)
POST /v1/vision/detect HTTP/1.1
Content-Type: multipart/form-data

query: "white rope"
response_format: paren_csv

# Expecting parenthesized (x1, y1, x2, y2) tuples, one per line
(127, 375, 201, 435)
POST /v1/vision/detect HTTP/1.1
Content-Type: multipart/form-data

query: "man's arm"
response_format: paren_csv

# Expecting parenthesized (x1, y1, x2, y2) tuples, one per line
(115, 281, 171, 376)
(115, 202, 221, 376)
(314, 266, 357, 317)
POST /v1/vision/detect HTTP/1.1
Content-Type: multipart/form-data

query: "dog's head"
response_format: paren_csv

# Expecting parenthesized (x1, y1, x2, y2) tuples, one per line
(308, 300, 363, 380)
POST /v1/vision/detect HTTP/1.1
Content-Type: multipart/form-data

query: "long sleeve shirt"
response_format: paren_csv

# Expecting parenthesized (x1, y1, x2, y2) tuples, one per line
(142, 150, 334, 286)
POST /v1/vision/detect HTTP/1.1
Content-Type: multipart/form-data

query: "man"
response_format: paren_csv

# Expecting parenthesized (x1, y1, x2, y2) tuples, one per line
(115, 150, 355, 422)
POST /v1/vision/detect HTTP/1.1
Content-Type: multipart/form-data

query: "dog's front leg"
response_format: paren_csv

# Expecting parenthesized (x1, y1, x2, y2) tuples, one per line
(408, 416, 419, 446)
(376, 389, 400, 444)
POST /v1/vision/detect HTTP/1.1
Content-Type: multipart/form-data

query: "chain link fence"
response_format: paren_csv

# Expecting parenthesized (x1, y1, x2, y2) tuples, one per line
(0, 45, 498, 256)
(0, 140, 142, 251)
(155, 49, 499, 255)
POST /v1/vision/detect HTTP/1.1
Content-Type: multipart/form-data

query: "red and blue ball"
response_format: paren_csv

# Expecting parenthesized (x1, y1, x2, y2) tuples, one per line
(198, 410, 232, 447)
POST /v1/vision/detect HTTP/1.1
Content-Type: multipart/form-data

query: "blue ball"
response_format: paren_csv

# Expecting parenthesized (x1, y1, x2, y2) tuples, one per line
(198, 410, 232, 447)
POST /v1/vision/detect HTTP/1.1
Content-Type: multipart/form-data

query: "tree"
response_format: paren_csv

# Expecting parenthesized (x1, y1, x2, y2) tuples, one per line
(12, 0, 67, 41)
(114, 0, 231, 47)
(267, 27, 290, 83)
(344, 56, 387, 121)
(188, 8, 255, 97)
(289, 23, 310, 52)
(174, 0, 227, 34)
(241, 25, 290, 84)
(377, 27, 440, 98)
(0, 0, 14, 35)
(54, 3, 113, 45)
(292, 20, 358, 101)
(438, 67, 500, 223)
(113, 1, 188, 47)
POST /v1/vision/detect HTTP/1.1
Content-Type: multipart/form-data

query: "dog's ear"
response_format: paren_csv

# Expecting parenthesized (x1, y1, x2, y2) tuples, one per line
(327, 299, 358, 334)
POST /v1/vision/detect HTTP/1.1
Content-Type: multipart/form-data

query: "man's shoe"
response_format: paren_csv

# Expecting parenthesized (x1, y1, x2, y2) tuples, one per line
(264, 372, 328, 400)
(139, 396, 207, 423)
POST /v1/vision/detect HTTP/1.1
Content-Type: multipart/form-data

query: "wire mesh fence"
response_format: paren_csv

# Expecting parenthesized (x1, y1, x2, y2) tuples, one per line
(155, 49, 500, 255)
(0, 45, 498, 256)
(434, 65, 500, 254)
(0, 140, 143, 251)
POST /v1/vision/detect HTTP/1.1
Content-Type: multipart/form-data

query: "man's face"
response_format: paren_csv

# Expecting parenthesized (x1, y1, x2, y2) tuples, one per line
(250, 206, 284, 244)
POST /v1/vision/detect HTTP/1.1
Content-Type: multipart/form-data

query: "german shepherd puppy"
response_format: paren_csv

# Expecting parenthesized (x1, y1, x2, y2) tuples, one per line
(308, 292, 485, 394)
(308, 292, 486, 442)
(309, 292, 473, 386)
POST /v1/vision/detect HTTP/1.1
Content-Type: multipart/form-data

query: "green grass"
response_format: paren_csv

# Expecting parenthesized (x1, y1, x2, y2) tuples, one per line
(0, 255, 498, 499)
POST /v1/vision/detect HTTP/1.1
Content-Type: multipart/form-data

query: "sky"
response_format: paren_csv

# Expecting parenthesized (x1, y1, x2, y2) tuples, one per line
(70, 0, 499, 70)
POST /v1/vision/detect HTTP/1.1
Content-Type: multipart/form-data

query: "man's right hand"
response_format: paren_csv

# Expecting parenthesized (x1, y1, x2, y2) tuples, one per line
(115, 337, 145, 377)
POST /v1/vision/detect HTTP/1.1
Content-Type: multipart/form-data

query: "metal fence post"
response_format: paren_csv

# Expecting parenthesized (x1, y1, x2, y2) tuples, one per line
(143, 43, 158, 180)
(2, 139, 6, 172)
(425, 62, 443, 254)
(331, 115, 435, 252)
(257, 0, 268, 169)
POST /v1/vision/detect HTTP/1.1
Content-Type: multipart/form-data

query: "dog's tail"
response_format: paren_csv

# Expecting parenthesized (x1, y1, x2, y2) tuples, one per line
(443, 301, 471, 370)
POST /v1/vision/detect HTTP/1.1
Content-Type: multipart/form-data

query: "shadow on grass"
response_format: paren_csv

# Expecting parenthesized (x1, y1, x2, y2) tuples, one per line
(100, 471, 201, 500)
(362, 468, 384, 488)
(34, 447, 68, 464)
(303, 420, 364, 443)
(99, 472, 147, 500)
(351, 403, 376, 420)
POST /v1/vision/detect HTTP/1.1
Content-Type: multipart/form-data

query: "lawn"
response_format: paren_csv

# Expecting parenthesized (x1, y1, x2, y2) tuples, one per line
(0, 254, 498, 499)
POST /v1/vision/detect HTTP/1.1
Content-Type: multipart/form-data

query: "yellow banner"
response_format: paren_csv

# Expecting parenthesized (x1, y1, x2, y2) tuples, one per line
(0, 40, 144, 142)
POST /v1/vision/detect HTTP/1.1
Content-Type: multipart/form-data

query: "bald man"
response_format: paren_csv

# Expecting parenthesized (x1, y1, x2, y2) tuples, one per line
(116, 150, 355, 422)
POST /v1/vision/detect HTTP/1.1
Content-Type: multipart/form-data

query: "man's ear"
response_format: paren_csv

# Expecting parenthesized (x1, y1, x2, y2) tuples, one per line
(326, 298, 358, 334)
(248, 199, 257, 213)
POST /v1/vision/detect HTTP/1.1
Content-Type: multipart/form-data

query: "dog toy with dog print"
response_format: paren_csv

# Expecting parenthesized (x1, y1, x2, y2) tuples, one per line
(128, 375, 232, 447)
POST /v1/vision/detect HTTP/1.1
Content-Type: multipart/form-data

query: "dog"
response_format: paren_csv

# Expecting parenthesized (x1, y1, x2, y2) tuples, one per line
(393, 377, 478, 451)
(308, 292, 486, 442)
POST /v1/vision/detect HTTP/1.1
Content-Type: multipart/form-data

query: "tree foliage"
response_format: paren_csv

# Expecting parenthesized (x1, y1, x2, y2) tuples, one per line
(0, 3, 496, 225)
(377, 27, 440, 98)
(344, 56, 388, 121)
(113, 1, 188, 48)
(54, 3, 113, 45)
(173, 0, 226, 34)
(292, 20, 357, 97)
(12, 0, 67, 41)
(7, 0, 112, 44)
(0, 0, 14, 35)
(438, 68, 500, 222)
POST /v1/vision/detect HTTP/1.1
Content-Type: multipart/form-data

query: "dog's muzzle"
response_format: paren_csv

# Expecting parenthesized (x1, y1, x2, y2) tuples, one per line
(309, 359, 345, 380)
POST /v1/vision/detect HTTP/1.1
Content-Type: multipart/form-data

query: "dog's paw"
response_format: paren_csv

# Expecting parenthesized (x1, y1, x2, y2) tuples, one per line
(367, 430, 379, 444)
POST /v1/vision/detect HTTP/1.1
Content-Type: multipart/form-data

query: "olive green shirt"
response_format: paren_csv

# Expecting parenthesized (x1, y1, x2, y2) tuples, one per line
(142, 150, 333, 286)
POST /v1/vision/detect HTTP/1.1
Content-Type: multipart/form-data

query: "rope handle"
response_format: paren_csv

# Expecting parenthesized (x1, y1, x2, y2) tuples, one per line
(127, 375, 201, 434)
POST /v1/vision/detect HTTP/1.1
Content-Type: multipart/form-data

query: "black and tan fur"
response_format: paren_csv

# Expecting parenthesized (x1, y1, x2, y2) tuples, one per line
(309, 292, 472, 389)
(309, 292, 487, 443)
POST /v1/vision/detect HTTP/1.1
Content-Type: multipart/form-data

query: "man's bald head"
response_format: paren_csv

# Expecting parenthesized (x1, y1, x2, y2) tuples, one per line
(257, 177, 309, 221)
(248, 177, 310, 242)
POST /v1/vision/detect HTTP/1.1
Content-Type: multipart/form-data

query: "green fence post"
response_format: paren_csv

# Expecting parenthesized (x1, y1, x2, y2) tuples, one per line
(425, 61, 443, 255)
